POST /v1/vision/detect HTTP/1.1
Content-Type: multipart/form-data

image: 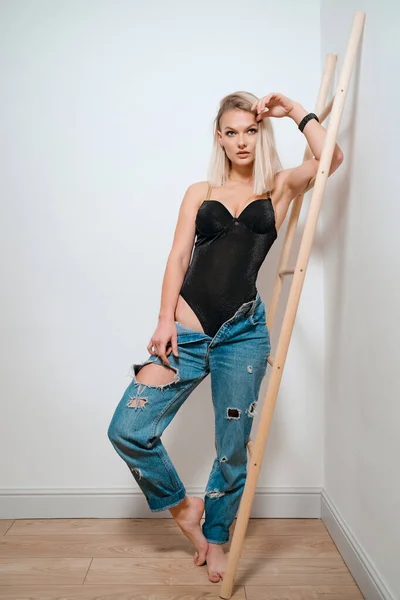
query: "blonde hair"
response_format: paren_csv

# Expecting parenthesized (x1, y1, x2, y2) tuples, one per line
(207, 91, 282, 196)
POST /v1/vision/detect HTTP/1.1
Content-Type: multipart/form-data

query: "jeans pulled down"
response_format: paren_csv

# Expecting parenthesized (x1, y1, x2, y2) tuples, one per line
(107, 291, 271, 545)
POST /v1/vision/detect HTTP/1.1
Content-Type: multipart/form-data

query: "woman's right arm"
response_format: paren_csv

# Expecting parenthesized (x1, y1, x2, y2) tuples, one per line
(146, 181, 207, 365)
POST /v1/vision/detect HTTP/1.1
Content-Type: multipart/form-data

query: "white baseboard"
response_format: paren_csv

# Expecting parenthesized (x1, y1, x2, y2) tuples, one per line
(321, 489, 395, 600)
(0, 485, 321, 518)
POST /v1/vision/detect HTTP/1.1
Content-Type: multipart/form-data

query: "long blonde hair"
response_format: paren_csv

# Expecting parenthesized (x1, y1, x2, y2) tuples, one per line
(207, 91, 282, 196)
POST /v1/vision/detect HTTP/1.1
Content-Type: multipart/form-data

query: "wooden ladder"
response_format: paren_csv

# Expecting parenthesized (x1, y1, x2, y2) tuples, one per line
(220, 11, 366, 599)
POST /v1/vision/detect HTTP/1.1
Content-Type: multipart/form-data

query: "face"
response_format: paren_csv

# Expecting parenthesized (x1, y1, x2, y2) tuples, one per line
(217, 109, 258, 165)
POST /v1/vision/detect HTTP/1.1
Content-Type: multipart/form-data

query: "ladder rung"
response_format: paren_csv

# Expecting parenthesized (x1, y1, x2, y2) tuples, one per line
(279, 267, 295, 276)
(267, 355, 274, 366)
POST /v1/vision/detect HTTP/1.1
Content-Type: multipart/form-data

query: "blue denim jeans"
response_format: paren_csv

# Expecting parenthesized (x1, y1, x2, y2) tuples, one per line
(107, 291, 271, 545)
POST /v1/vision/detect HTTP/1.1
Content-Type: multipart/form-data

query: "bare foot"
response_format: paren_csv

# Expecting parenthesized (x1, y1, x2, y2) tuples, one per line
(169, 496, 209, 566)
(205, 542, 229, 582)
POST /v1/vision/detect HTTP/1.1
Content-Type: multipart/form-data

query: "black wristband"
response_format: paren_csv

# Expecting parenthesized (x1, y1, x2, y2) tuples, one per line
(298, 112, 319, 133)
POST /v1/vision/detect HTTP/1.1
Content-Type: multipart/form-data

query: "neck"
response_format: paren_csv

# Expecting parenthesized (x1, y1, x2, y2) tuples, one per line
(228, 163, 254, 185)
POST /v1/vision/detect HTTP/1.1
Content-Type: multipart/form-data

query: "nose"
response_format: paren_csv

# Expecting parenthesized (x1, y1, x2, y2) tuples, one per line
(238, 135, 247, 148)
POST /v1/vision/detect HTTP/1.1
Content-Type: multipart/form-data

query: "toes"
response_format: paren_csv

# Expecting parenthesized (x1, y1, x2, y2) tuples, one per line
(193, 550, 207, 566)
(208, 571, 221, 583)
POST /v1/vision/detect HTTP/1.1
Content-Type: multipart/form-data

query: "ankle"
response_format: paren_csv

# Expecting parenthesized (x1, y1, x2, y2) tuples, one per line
(169, 496, 190, 518)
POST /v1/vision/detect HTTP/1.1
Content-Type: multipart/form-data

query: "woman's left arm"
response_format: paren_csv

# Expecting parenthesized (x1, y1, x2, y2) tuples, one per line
(286, 102, 344, 195)
(252, 93, 344, 198)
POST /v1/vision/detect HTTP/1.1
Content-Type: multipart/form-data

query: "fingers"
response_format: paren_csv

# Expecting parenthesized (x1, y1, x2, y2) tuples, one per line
(171, 334, 179, 358)
(251, 93, 277, 115)
(159, 346, 170, 367)
(147, 340, 157, 355)
(252, 97, 268, 121)
(147, 328, 179, 361)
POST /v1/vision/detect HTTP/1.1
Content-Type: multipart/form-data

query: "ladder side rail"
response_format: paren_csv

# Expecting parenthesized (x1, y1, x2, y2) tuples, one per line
(267, 74, 336, 334)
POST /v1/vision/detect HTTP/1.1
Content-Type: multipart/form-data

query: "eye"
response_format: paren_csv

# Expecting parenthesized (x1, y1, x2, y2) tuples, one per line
(226, 128, 257, 136)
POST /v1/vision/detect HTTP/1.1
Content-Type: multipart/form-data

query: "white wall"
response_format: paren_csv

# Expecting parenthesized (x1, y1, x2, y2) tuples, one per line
(321, 3, 400, 599)
(0, 0, 325, 507)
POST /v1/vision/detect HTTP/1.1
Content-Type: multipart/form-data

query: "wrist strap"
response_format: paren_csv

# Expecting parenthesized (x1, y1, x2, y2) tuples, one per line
(298, 112, 319, 132)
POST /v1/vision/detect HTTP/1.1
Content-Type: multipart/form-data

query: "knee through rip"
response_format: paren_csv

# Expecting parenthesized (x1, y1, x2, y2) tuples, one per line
(126, 359, 180, 408)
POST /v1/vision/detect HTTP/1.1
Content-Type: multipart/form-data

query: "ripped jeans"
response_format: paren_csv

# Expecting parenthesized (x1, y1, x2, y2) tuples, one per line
(107, 291, 271, 545)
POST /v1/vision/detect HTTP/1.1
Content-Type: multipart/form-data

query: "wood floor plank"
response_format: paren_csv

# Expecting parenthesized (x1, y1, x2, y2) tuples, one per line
(4, 517, 326, 536)
(4, 518, 181, 536)
(0, 584, 246, 599)
(0, 523, 13, 536)
(241, 534, 339, 558)
(245, 585, 364, 599)
(84, 557, 355, 586)
(0, 534, 194, 558)
(243, 519, 327, 536)
(0, 533, 337, 559)
(0, 558, 91, 586)
(235, 559, 358, 588)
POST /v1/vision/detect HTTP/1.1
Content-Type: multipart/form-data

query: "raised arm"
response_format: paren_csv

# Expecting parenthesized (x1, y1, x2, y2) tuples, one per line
(282, 101, 344, 197)
(252, 93, 344, 201)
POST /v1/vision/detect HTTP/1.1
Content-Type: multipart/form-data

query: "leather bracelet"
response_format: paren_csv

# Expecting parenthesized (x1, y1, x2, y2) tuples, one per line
(298, 112, 319, 133)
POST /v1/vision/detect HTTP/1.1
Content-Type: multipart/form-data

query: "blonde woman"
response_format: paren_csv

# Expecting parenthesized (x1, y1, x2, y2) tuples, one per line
(108, 91, 343, 583)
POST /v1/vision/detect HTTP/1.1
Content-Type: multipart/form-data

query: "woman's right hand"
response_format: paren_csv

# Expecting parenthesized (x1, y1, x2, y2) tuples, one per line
(147, 320, 179, 366)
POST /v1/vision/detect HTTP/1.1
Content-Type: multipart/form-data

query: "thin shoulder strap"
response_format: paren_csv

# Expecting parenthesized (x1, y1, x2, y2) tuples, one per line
(206, 182, 212, 200)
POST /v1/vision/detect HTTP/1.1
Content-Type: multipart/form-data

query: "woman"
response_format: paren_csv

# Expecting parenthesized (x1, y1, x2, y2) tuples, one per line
(108, 91, 344, 583)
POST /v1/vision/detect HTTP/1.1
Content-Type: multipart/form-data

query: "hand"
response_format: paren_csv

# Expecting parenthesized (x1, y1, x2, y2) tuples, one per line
(251, 93, 297, 120)
(147, 320, 179, 366)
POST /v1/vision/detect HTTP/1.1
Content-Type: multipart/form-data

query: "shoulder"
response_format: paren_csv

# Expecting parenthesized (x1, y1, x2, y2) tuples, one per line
(186, 180, 210, 197)
(175, 181, 209, 220)
(181, 180, 209, 208)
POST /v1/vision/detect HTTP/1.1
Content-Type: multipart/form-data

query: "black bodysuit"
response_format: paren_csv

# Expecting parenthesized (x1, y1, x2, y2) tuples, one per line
(179, 183, 278, 337)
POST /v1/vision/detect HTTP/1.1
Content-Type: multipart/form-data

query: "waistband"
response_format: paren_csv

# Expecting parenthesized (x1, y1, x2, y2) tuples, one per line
(232, 290, 262, 320)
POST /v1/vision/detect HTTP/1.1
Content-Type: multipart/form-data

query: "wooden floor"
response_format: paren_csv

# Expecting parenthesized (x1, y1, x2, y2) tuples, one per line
(0, 517, 364, 599)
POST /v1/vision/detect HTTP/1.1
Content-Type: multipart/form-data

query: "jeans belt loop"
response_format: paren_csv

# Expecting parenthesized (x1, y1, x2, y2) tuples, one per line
(248, 298, 258, 317)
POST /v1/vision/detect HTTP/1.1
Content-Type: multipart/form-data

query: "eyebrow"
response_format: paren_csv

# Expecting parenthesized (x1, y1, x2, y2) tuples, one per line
(223, 124, 258, 131)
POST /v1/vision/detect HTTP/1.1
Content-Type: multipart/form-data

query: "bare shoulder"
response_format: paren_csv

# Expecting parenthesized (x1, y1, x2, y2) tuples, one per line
(186, 180, 209, 199)
(181, 180, 209, 209)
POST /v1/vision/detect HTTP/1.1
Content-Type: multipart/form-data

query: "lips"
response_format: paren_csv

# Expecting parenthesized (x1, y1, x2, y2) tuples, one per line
(237, 152, 250, 156)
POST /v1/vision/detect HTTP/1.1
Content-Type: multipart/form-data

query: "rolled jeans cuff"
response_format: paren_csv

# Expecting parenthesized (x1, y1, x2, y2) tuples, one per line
(148, 487, 187, 512)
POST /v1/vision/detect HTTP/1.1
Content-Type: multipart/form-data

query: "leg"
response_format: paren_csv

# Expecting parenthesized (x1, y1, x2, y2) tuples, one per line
(108, 355, 199, 511)
(107, 325, 212, 562)
(202, 298, 270, 581)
